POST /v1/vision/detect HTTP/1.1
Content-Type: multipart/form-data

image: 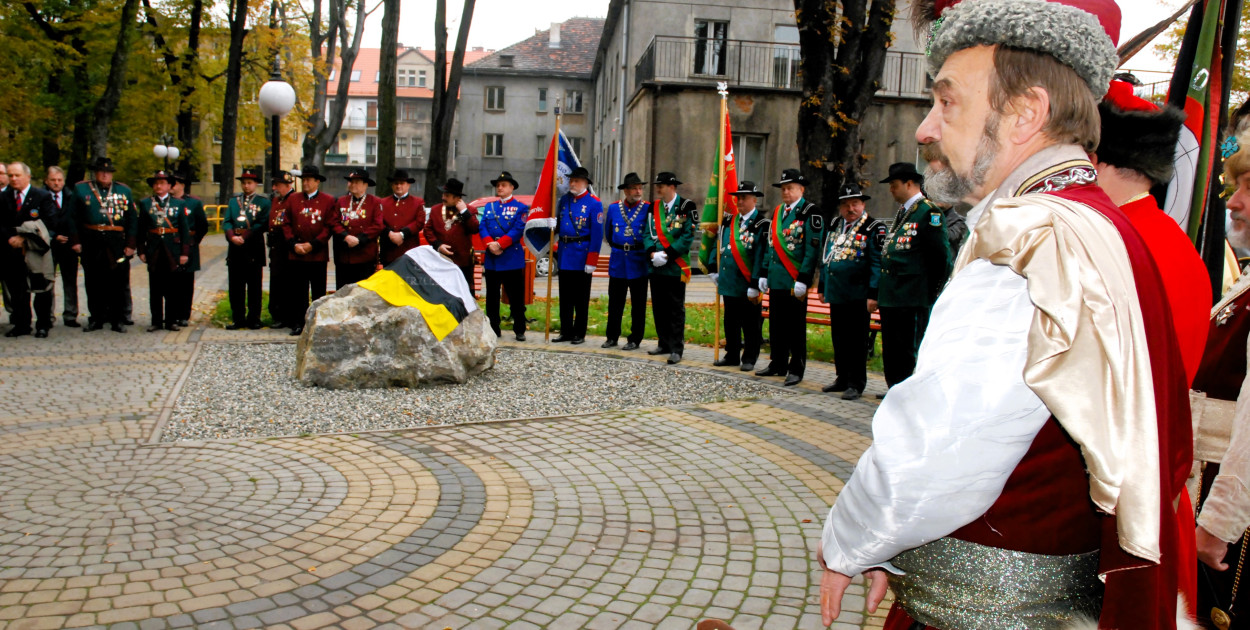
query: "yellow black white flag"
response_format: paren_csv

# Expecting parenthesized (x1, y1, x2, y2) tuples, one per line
(356, 246, 477, 341)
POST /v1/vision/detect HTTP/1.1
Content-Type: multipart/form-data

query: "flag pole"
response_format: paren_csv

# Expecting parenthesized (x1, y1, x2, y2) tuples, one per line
(544, 106, 562, 341)
(713, 83, 728, 362)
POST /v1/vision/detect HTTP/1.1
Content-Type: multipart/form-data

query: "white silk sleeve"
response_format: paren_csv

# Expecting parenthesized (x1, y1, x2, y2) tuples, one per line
(1198, 332, 1250, 544)
(821, 259, 1052, 576)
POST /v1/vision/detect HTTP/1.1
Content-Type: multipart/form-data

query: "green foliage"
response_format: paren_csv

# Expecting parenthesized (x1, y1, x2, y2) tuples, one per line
(1154, 2, 1250, 98)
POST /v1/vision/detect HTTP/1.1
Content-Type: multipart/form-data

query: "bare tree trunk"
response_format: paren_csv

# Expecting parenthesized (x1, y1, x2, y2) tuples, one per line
(422, 0, 475, 202)
(177, 0, 203, 177)
(301, 0, 365, 167)
(376, 0, 400, 197)
(794, 0, 895, 206)
(218, 0, 249, 203)
(89, 0, 141, 159)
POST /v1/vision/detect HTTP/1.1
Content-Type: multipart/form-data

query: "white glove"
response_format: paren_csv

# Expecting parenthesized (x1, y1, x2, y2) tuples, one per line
(708, 273, 719, 284)
(793, 281, 808, 298)
(544, 218, 558, 229)
(651, 252, 668, 267)
(747, 288, 760, 299)
(758, 278, 769, 293)
(584, 264, 595, 274)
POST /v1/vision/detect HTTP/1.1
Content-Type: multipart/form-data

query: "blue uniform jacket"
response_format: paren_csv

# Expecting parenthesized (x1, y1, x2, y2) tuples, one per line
(604, 200, 650, 280)
(478, 197, 529, 271)
(556, 191, 604, 271)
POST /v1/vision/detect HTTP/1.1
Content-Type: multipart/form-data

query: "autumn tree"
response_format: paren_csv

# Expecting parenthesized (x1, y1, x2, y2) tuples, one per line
(300, 0, 368, 167)
(422, 0, 476, 202)
(375, 0, 400, 196)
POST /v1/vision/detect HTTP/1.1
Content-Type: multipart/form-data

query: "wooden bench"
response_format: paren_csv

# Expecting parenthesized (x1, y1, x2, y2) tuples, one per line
(759, 291, 883, 357)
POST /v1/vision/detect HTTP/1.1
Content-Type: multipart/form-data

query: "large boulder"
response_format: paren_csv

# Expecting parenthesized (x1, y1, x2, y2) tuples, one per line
(293, 283, 497, 389)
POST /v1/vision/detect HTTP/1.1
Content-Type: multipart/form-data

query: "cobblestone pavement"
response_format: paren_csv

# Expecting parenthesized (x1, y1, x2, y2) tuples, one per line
(0, 244, 891, 629)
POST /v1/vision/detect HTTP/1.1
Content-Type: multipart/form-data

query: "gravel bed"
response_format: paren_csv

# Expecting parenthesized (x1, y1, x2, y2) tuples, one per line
(163, 343, 782, 441)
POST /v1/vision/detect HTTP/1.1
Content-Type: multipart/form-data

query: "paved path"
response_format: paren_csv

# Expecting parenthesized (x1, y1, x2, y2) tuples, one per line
(0, 245, 891, 629)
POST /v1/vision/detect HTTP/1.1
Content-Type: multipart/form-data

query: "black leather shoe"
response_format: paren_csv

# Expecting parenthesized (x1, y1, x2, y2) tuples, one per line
(822, 380, 848, 394)
(841, 387, 862, 401)
(147, 325, 164, 333)
(4, 327, 31, 338)
(63, 319, 81, 328)
(552, 335, 572, 343)
(712, 357, 740, 367)
(755, 366, 785, 377)
(622, 341, 639, 351)
(110, 323, 126, 333)
(122, 318, 135, 326)
(740, 362, 755, 372)
(84, 321, 103, 332)
(34, 329, 49, 338)
(876, 390, 889, 400)
(601, 339, 618, 349)
(247, 322, 263, 330)
(289, 327, 303, 336)
(226, 323, 245, 330)
(175, 319, 190, 327)
(515, 333, 526, 342)
(667, 353, 682, 365)
(165, 323, 181, 332)
(571, 337, 585, 345)
(647, 347, 669, 356)
(783, 374, 803, 387)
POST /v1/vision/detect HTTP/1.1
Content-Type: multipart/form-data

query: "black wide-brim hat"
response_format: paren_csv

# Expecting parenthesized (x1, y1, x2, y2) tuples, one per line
(879, 162, 924, 184)
(146, 170, 176, 186)
(568, 167, 593, 186)
(729, 181, 765, 197)
(389, 169, 416, 183)
(653, 171, 681, 186)
(299, 165, 327, 182)
(344, 168, 376, 186)
(440, 178, 466, 197)
(271, 170, 294, 185)
(490, 171, 519, 188)
(773, 169, 807, 188)
(237, 168, 263, 183)
(90, 157, 116, 173)
(838, 183, 871, 202)
(617, 172, 646, 190)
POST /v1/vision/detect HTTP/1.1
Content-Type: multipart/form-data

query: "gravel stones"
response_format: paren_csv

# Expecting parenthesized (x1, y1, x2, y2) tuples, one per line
(164, 344, 782, 441)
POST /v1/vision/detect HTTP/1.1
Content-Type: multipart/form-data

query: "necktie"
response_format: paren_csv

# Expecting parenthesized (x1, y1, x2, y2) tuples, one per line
(15, 190, 22, 209)
(54, 193, 61, 209)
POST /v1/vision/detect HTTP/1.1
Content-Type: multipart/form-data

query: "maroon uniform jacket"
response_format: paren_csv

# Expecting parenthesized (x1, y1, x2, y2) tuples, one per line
(282, 190, 336, 263)
(422, 203, 479, 268)
(332, 193, 385, 265)
(380, 194, 426, 265)
(268, 190, 293, 256)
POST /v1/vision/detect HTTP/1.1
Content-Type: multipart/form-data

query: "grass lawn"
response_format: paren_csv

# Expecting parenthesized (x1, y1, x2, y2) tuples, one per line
(212, 292, 884, 372)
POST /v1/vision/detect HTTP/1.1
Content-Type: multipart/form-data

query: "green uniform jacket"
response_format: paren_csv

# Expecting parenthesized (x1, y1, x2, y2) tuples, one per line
(137, 196, 190, 272)
(878, 196, 951, 308)
(73, 181, 138, 267)
(705, 210, 769, 298)
(820, 214, 887, 304)
(759, 199, 824, 291)
(644, 195, 698, 279)
(223, 194, 271, 267)
(178, 195, 209, 272)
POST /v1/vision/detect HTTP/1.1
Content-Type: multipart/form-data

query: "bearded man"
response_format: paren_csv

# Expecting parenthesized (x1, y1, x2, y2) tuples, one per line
(818, 1, 1195, 627)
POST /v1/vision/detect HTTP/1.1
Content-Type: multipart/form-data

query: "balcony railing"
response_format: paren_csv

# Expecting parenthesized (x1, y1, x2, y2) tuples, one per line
(635, 36, 930, 100)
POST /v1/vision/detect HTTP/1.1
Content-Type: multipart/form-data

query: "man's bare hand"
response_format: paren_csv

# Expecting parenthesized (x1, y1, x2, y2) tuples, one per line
(389, 231, 404, 245)
(123, 247, 136, 258)
(9, 236, 24, 249)
(179, 255, 188, 265)
(1198, 525, 1231, 571)
(438, 244, 454, 257)
(867, 299, 879, 313)
(294, 243, 311, 255)
(72, 244, 82, 253)
(56, 235, 69, 243)
(345, 234, 360, 247)
(139, 254, 146, 264)
(230, 235, 245, 246)
(488, 242, 503, 255)
(820, 568, 889, 625)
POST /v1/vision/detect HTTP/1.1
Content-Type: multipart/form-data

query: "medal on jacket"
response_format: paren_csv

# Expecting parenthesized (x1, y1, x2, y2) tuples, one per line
(343, 196, 366, 225)
(1217, 302, 1238, 326)
(444, 207, 454, 232)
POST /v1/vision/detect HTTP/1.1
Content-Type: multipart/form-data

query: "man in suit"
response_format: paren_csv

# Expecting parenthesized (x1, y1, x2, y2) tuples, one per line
(704, 181, 770, 372)
(380, 169, 425, 266)
(478, 171, 530, 340)
(74, 157, 138, 332)
(3, 162, 58, 337)
(422, 178, 480, 294)
(43, 166, 80, 327)
(171, 171, 208, 327)
(265, 170, 296, 328)
(222, 168, 270, 329)
(332, 168, 385, 289)
(552, 167, 603, 345)
(135, 170, 189, 332)
(602, 172, 650, 350)
(283, 166, 336, 336)
(644, 172, 697, 364)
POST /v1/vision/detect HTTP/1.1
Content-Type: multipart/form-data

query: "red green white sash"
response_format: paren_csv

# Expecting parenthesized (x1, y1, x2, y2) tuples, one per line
(728, 216, 752, 283)
(770, 204, 799, 281)
(653, 201, 691, 283)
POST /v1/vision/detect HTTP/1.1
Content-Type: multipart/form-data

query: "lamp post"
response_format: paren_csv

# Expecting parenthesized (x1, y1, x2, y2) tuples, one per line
(258, 57, 296, 195)
(152, 136, 180, 171)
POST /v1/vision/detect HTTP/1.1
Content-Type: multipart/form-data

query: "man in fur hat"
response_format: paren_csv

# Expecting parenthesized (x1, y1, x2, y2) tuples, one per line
(819, 1, 1195, 627)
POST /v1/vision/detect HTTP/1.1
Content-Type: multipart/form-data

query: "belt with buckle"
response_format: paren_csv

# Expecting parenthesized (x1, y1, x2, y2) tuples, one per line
(610, 242, 642, 251)
(559, 236, 590, 244)
(84, 224, 124, 232)
(148, 228, 178, 235)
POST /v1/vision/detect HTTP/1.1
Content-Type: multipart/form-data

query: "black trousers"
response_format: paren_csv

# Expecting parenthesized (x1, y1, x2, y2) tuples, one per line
(485, 268, 526, 337)
(288, 260, 328, 328)
(460, 265, 475, 296)
(170, 270, 194, 322)
(829, 301, 870, 391)
(558, 270, 592, 339)
(52, 243, 79, 320)
(147, 260, 177, 327)
(606, 276, 648, 344)
(650, 274, 687, 355)
(766, 289, 807, 376)
(82, 245, 129, 326)
(879, 305, 931, 387)
(3, 259, 53, 331)
(267, 252, 289, 324)
(722, 295, 762, 365)
(228, 262, 264, 325)
(122, 260, 132, 321)
(335, 261, 375, 290)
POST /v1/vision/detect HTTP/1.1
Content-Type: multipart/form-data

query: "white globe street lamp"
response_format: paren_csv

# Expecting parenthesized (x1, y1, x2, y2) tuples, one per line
(259, 64, 296, 192)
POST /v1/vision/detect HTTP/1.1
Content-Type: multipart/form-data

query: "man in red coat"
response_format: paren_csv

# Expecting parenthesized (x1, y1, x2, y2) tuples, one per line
(282, 165, 336, 336)
(380, 169, 425, 265)
(267, 170, 296, 328)
(332, 168, 384, 289)
(422, 178, 479, 295)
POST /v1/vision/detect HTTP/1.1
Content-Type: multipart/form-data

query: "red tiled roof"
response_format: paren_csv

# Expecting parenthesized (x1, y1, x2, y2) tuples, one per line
(326, 47, 496, 97)
(467, 17, 605, 78)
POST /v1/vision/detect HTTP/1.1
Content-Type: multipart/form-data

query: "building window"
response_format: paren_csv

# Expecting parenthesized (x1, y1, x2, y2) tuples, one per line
(485, 86, 505, 111)
(538, 88, 547, 112)
(413, 139, 424, 158)
(773, 25, 801, 89)
(500, 55, 514, 68)
(418, 70, 427, 87)
(366, 136, 377, 164)
(568, 136, 584, 157)
(564, 90, 584, 114)
(211, 164, 222, 183)
(401, 101, 418, 121)
(397, 137, 409, 158)
(733, 134, 767, 187)
(375, 71, 380, 82)
(350, 70, 361, 82)
(366, 100, 378, 128)
(536, 134, 547, 158)
(694, 19, 729, 76)
(484, 133, 504, 158)
(328, 69, 336, 81)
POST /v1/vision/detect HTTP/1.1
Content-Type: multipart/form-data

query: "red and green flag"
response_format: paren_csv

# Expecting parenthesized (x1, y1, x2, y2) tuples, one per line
(697, 110, 738, 270)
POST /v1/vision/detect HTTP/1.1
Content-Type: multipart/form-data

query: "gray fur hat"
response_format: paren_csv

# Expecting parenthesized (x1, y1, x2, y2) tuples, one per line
(927, 0, 1120, 99)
